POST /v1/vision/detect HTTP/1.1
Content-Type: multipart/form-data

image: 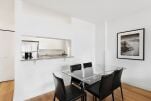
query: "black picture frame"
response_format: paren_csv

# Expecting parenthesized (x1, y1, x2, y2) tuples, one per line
(117, 28, 145, 60)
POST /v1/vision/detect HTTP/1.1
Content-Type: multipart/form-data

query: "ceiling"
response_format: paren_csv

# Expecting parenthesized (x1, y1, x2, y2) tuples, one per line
(25, 0, 151, 24)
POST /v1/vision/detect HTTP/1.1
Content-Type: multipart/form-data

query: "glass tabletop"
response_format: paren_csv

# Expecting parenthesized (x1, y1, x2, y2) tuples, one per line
(62, 66, 126, 85)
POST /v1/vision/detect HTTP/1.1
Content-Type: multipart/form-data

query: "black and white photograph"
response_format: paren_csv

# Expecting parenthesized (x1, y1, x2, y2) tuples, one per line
(117, 28, 145, 60)
(121, 33, 139, 56)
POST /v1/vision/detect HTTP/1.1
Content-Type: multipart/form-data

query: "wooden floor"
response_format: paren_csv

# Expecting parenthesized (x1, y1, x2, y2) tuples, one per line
(0, 80, 14, 101)
(0, 81, 151, 101)
(27, 83, 151, 101)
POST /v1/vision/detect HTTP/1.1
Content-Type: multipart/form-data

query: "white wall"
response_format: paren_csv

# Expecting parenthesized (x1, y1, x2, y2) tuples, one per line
(95, 24, 105, 65)
(0, 31, 15, 82)
(0, 0, 15, 30)
(0, 0, 15, 82)
(14, 0, 95, 100)
(105, 8, 151, 91)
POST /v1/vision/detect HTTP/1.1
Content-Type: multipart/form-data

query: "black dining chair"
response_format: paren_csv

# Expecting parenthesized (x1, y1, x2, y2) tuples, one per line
(112, 68, 124, 101)
(83, 62, 92, 68)
(53, 73, 86, 101)
(70, 64, 82, 86)
(86, 72, 115, 101)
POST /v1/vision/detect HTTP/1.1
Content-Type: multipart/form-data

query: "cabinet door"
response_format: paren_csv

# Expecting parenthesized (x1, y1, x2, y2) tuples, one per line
(0, 30, 14, 82)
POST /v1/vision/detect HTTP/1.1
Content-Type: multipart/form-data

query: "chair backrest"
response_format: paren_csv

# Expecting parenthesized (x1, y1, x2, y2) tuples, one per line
(99, 72, 115, 99)
(83, 62, 92, 68)
(113, 68, 123, 89)
(53, 73, 66, 100)
(70, 64, 82, 72)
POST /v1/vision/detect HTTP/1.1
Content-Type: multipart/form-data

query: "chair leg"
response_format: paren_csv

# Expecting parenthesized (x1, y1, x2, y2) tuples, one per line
(93, 96, 95, 101)
(81, 96, 84, 101)
(112, 92, 115, 101)
(85, 93, 87, 101)
(92, 95, 97, 101)
(53, 96, 55, 101)
(95, 96, 97, 101)
(84, 95, 87, 101)
(120, 85, 124, 101)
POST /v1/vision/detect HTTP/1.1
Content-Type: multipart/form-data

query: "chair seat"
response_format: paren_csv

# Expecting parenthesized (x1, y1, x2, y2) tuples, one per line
(113, 83, 121, 90)
(65, 85, 85, 101)
(86, 81, 100, 97)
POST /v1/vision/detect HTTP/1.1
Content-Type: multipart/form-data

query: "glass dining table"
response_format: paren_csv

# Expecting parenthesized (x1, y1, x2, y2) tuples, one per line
(62, 65, 126, 89)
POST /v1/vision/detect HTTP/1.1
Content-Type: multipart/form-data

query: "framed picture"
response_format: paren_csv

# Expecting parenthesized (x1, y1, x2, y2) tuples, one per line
(117, 28, 145, 60)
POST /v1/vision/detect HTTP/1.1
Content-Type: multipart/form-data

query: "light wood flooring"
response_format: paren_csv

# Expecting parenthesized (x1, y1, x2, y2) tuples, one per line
(27, 83, 151, 101)
(0, 80, 14, 101)
(0, 81, 151, 101)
